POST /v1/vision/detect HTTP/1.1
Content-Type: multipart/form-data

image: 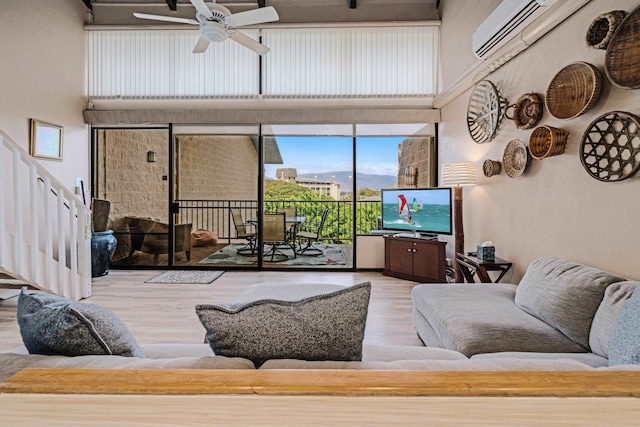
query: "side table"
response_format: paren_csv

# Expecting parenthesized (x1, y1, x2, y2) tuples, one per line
(455, 253, 513, 283)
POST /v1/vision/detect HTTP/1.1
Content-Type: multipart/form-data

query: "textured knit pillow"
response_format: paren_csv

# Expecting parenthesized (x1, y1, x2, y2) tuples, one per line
(609, 288, 640, 366)
(514, 256, 625, 349)
(589, 281, 640, 358)
(196, 282, 371, 367)
(17, 288, 144, 357)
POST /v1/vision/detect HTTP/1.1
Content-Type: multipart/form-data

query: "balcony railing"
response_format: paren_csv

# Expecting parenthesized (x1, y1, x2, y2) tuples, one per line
(176, 199, 381, 244)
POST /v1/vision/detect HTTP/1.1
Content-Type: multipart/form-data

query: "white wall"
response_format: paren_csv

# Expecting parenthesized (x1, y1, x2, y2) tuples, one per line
(0, 0, 89, 197)
(439, 0, 640, 281)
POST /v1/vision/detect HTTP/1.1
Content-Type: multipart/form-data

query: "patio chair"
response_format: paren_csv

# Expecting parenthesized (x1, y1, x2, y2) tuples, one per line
(276, 206, 297, 244)
(295, 208, 329, 256)
(137, 220, 192, 265)
(231, 209, 256, 256)
(263, 212, 292, 262)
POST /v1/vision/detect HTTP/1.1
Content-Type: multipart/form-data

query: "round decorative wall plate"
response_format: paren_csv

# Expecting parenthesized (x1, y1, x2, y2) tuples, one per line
(467, 80, 507, 144)
(503, 139, 529, 178)
(580, 111, 640, 182)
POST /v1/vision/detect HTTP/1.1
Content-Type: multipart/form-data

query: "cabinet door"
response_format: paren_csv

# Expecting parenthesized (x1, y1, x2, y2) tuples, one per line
(387, 238, 414, 276)
(412, 240, 441, 281)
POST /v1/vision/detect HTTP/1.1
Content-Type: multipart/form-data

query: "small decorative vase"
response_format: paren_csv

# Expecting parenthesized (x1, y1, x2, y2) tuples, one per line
(91, 230, 117, 277)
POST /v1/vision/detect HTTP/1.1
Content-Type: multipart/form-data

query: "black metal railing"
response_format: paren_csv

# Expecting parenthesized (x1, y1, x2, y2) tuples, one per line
(176, 199, 381, 244)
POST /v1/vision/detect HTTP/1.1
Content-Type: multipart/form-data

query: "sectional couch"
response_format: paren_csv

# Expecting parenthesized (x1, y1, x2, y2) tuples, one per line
(2, 260, 640, 384)
(412, 256, 640, 368)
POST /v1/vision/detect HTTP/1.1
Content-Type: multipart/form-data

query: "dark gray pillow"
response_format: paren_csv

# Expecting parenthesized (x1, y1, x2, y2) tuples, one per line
(609, 288, 640, 366)
(196, 282, 371, 367)
(17, 288, 144, 358)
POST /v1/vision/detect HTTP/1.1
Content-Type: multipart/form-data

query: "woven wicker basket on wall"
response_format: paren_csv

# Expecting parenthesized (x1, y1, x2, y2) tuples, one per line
(605, 5, 640, 89)
(529, 126, 569, 160)
(482, 160, 501, 177)
(586, 10, 628, 49)
(545, 62, 602, 120)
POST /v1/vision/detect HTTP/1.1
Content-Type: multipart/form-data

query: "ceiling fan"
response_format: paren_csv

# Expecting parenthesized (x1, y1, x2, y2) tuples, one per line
(133, 0, 279, 55)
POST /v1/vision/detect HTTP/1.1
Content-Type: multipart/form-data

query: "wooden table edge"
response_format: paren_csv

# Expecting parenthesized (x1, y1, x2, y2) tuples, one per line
(2, 368, 640, 397)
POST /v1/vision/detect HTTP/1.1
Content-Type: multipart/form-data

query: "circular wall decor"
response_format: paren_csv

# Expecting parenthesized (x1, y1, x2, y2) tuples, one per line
(505, 92, 543, 130)
(605, 5, 640, 89)
(503, 139, 529, 178)
(580, 111, 640, 182)
(545, 62, 602, 120)
(586, 10, 628, 50)
(467, 80, 507, 144)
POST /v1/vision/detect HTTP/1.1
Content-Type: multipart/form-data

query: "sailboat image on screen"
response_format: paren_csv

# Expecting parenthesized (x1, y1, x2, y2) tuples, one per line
(381, 188, 453, 237)
(397, 194, 414, 225)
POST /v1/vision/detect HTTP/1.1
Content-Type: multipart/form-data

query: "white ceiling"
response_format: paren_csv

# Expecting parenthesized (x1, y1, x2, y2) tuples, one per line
(85, 0, 440, 26)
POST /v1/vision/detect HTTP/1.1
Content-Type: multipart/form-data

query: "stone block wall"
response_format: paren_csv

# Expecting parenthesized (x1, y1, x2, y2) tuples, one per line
(176, 135, 258, 201)
(397, 137, 436, 188)
(96, 131, 259, 240)
(96, 129, 169, 224)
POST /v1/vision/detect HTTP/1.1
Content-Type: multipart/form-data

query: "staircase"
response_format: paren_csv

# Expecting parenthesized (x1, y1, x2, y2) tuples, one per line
(0, 129, 91, 301)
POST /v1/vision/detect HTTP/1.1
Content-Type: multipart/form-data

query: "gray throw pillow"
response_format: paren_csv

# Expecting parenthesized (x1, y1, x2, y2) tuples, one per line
(609, 287, 640, 366)
(17, 288, 144, 358)
(590, 281, 640, 358)
(514, 256, 625, 349)
(196, 282, 371, 367)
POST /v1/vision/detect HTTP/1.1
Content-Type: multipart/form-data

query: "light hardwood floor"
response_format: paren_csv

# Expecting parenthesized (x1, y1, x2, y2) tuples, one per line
(0, 269, 422, 352)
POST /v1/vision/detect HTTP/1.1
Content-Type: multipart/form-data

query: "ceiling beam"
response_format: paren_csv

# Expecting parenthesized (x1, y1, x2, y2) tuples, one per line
(165, 0, 177, 11)
(350, 0, 357, 9)
(82, 0, 92, 10)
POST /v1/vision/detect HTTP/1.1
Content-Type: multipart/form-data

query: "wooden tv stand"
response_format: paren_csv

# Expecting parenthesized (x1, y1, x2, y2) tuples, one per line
(383, 235, 446, 282)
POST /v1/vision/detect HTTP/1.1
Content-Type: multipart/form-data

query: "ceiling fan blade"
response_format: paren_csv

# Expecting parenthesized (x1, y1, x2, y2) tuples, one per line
(189, 0, 213, 19)
(133, 13, 198, 25)
(193, 36, 211, 54)
(225, 6, 279, 27)
(228, 30, 270, 55)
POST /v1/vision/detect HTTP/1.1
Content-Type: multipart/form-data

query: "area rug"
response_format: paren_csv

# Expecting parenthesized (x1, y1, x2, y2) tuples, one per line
(198, 243, 352, 267)
(145, 270, 225, 284)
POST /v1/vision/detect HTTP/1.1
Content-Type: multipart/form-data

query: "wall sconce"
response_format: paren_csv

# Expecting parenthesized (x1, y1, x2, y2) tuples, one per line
(147, 151, 157, 163)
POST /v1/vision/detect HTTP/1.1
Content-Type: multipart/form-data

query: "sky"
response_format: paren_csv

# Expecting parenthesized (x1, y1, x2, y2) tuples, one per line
(382, 188, 451, 205)
(264, 136, 406, 179)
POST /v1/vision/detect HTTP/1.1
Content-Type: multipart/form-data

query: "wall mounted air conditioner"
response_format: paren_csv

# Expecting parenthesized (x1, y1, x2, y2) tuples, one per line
(472, 0, 558, 58)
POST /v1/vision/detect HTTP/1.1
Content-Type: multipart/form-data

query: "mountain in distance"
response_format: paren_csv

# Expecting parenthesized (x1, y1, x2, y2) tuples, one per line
(297, 171, 397, 193)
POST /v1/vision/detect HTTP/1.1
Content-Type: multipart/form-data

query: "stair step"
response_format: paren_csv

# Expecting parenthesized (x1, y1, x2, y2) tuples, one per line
(0, 279, 29, 300)
(0, 288, 20, 300)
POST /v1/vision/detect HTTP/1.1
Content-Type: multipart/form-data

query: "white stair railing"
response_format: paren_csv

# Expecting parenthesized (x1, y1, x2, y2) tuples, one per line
(0, 129, 91, 300)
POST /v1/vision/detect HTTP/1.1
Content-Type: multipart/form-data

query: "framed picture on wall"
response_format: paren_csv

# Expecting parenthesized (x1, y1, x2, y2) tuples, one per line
(30, 119, 63, 160)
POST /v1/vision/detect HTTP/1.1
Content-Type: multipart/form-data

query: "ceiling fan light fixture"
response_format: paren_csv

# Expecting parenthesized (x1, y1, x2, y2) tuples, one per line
(201, 23, 228, 43)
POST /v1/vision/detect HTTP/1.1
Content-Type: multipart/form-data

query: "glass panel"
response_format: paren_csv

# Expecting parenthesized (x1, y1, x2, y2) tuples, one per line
(262, 127, 354, 269)
(354, 124, 435, 236)
(94, 128, 171, 267)
(172, 125, 260, 268)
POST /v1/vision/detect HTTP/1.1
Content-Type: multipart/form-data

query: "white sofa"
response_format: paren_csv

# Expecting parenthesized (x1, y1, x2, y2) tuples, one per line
(3, 273, 640, 384)
(412, 256, 640, 367)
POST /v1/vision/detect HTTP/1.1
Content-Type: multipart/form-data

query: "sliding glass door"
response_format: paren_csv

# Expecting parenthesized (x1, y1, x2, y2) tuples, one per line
(172, 125, 260, 269)
(261, 125, 354, 270)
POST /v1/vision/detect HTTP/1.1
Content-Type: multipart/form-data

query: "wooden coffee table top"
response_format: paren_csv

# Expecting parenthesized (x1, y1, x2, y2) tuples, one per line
(2, 368, 640, 397)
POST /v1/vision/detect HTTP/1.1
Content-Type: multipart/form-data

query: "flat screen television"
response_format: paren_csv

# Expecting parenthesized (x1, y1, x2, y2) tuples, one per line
(380, 188, 452, 236)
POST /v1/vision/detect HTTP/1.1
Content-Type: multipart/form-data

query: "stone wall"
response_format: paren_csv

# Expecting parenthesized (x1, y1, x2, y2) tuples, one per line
(96, 130, 259, 247)
(176, 135, 258, 201)
(96, 129, 169, 224)
(397, 137, 436, 187)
